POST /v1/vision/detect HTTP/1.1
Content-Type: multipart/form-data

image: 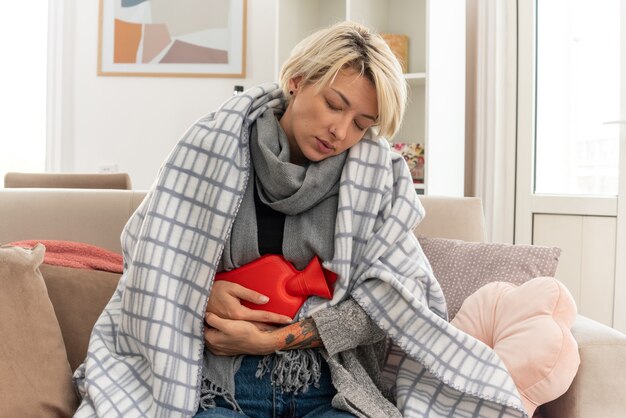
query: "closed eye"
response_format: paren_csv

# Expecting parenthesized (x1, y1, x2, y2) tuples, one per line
(355, 117, 377, 132)
(326, 99, 342, 112)
(354, 121, 366, 131)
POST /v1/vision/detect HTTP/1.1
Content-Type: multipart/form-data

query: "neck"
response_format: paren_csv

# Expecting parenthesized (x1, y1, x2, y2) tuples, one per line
(278, 109, 308, 165)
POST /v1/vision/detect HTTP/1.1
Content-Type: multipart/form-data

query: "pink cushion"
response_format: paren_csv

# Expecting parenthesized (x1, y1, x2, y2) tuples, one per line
(451, 277, 580, 416)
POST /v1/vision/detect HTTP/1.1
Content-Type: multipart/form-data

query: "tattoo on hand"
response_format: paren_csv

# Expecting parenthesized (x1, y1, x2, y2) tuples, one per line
(282, 319, 321, 350)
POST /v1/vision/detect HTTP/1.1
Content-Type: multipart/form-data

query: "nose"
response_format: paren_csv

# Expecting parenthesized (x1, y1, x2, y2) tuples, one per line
(330, 115, 350, 141)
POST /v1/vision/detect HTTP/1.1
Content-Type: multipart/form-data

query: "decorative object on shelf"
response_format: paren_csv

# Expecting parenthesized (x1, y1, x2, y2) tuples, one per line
(392, 142, 425, 184)
(98, 0, 246, 78)
(380, 33, 409, 73)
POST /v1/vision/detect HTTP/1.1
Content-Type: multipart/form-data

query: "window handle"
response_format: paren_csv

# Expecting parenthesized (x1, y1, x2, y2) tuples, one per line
(604, 120, 626, 125)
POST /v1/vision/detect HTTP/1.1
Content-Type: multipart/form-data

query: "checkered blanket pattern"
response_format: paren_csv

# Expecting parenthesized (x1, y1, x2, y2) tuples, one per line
(73, 84, 527, 418)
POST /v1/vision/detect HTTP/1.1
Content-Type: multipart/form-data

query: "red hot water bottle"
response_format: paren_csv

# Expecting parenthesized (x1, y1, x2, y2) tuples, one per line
(214, 254, 336, 319)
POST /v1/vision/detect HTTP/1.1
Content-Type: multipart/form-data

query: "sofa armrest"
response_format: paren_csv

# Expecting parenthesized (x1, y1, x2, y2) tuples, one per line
(542, 315, 626, 418)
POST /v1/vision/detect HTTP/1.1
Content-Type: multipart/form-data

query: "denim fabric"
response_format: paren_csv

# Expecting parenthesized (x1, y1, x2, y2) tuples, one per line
(194, 355, 355, 418)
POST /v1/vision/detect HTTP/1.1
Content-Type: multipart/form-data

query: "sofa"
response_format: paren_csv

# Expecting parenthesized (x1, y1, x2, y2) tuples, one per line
(3, 172, 132, 189)
(1, 188, 625, 417)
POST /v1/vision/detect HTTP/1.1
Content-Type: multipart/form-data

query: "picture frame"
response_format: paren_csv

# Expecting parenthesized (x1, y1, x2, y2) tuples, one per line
(98, 0, 246, 78)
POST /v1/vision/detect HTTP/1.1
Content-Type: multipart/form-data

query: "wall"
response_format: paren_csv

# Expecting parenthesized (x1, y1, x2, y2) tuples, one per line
(60, 0, 277, 189)
(534, 214, 617, 327)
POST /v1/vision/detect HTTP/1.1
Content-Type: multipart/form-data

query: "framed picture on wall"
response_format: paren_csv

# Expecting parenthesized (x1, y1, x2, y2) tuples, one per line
(98, 0, 246, 78)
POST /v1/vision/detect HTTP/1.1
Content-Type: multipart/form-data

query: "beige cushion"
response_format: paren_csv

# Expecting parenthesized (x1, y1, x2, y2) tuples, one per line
(0, 189, 147, 253)
(541, 315, 626, 418)
(0, 245, 78, 417)
(41, 265, 121, 371)
(415, 196, 487, 242)
(418, 237, 561, 319)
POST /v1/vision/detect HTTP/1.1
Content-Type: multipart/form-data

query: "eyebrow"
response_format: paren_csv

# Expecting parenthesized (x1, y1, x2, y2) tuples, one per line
(331, 88, 378, 121)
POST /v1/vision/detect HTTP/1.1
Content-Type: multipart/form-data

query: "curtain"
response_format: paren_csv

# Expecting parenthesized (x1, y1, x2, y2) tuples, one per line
(467, 0, 518, 243)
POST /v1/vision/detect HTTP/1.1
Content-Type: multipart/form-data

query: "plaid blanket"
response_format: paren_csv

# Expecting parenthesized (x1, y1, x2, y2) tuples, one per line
(73, 84, 527, 418)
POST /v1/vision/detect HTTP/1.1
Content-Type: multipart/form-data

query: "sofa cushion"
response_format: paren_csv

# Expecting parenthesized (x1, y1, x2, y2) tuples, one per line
(452, 277, 580, 416)
(418, 237, 561, 319)
(41, 264, 121, 371)
(0, 244, 79, 417)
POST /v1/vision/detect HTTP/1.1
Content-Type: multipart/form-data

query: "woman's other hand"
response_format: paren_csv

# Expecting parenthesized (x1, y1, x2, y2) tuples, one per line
(204, 313, 323, 356)
(206, 280, 292, 324)
(204, 312, 278, 356)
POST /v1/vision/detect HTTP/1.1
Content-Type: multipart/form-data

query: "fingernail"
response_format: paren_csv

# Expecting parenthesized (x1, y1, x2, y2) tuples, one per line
(284, 317, 292, 324)
(258, 295, 269, 304)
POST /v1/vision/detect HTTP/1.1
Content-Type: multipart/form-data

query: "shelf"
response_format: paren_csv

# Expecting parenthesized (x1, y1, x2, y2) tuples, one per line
(404, 72, 426, 86)
(276, 0, 465, 197)
(404, 72, 426, 80)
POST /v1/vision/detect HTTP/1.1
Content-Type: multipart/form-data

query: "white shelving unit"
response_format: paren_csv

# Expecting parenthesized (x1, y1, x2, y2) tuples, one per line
(275, 0, 466, 196)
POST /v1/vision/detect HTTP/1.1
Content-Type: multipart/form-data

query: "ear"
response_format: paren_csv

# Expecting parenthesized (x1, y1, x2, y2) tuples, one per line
(288, 76, 304, 94)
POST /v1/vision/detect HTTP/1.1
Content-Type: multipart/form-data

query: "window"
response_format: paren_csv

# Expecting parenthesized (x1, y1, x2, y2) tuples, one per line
(534, 0, 621, 196)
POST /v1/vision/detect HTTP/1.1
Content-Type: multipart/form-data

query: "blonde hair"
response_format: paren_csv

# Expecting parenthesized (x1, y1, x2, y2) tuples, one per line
(279, 21, 407, 139)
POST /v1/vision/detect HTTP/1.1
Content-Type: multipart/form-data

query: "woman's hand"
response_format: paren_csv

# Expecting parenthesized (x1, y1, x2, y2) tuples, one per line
(204, 312, 278, 356)
(204, 313, 323, 356)
(206, 280, 292, 324)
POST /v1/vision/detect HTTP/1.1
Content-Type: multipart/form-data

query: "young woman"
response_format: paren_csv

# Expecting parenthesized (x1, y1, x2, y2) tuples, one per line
(195, 22, 402, 418)
(74, 22, 527, 418)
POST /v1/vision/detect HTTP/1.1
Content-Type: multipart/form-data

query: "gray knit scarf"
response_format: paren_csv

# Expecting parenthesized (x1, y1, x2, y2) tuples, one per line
(200, 108, 347, 410)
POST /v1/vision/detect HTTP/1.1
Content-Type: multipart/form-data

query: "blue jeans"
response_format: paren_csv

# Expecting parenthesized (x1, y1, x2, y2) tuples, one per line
(194, 355, 355, 418)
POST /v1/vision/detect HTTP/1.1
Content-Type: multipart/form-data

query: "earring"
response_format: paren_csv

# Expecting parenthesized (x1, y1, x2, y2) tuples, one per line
(289, 90, 294, 95)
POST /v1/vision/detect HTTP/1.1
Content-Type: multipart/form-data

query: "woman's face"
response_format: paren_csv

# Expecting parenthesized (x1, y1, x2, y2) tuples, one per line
(279, 69, 378, 165)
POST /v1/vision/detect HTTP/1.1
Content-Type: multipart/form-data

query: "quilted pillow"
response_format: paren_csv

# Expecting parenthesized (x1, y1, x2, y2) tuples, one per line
(451, 277, 580, 416)
(418, 237, 561, 319)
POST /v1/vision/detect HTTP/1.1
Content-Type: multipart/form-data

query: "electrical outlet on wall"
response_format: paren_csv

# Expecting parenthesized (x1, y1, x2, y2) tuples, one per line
(98, 163, 118, 173)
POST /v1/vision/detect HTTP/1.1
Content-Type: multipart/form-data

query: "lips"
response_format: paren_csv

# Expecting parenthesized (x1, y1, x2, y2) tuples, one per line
(315, 137, 335, 154)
